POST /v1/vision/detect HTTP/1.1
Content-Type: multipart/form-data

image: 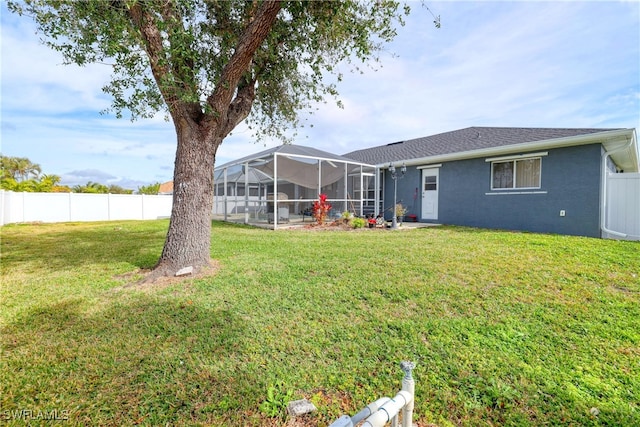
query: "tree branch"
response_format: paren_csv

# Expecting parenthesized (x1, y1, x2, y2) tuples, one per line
(220, 76, 257, 137)
(125, 1, 181, 118)
(206, 0, 282, 125)
(160, 1, 204, 121)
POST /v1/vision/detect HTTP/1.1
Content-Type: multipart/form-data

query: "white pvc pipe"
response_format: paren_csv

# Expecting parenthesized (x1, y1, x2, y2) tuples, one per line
(350, 397, 391, 425)
(361, 391, 413, 427)
(401, 371, 415, 427)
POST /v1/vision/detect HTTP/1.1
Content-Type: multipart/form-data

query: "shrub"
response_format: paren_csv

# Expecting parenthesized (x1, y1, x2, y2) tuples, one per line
(312, 194, 332, 225)
(352, 217, 366, 228)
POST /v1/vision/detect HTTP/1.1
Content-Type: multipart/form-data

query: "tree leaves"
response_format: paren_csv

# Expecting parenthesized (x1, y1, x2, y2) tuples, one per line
(10, 0, 411, 141)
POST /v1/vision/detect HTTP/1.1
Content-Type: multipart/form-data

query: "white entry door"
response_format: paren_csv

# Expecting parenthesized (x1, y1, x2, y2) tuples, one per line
(421, 168, 439, 220)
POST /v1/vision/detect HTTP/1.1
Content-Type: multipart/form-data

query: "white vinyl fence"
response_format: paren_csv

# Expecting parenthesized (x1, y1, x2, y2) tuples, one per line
(605, 173, 640, 240)
(0, 190, 173, 226)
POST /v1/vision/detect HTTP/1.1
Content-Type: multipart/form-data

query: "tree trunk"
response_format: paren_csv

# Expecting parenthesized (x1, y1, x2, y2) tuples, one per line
(130, 1, 282, 282)
(148, 118, 219, 279)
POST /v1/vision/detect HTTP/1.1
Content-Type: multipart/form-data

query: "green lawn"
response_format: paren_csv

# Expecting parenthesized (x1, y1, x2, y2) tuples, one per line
(1, 220, 638, 426)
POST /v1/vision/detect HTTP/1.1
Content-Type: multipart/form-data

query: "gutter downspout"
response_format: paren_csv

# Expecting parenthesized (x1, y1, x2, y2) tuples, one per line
(600, 133, 637, 239)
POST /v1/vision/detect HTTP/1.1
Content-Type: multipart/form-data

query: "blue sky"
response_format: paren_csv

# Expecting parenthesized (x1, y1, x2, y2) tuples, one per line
(1, 1, 639, 190)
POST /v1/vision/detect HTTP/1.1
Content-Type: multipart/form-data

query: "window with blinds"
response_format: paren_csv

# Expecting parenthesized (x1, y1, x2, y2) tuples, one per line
(491, 157, 541, 190)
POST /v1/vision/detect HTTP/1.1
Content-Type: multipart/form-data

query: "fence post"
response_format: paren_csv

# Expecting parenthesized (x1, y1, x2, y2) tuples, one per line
(400, 361, 415, 427)
(21, 192, 26, 223)
(0, 190, 4, 226)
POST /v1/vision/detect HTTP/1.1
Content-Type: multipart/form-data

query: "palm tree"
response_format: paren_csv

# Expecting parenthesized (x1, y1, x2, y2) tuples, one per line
(0, 155, 12, 180)
(37, 174, 62, 192)
(136, 182, 161, 195)
(107, 184, 133, 194)
(14, 157, 41, 182)
(73, 181, 109, 194)
(0, 155, 42, 182)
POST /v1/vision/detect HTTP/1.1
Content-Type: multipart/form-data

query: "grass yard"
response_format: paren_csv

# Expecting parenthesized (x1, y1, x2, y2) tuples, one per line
(1, 220, 639, 426)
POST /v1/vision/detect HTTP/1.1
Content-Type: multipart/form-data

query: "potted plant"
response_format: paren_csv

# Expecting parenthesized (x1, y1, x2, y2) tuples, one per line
(395, 203, 407, 224)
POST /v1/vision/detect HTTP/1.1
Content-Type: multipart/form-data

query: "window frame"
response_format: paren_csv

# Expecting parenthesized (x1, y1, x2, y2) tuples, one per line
(424, 174, 437, 191)
(488, 153, 545, 191)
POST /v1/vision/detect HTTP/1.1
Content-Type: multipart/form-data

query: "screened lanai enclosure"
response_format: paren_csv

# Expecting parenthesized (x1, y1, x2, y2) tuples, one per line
(213, 145, 380, 228)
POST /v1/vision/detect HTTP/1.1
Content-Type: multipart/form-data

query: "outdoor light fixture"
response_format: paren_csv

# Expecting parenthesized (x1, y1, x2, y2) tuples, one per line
(389, 162, 406, 229)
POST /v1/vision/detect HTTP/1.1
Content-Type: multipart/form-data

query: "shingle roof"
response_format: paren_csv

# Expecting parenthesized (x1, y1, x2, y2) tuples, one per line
(343, 127, 619, 165)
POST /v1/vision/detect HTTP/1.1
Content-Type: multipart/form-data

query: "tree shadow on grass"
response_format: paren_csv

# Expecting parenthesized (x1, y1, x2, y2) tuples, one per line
(1, 224, 167, 273)
(0, 294, 270, 426)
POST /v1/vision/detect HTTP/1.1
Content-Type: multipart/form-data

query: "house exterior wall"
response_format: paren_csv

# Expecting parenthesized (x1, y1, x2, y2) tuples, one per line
(396, 144, 603, 237)
(382, 168, 423, 221)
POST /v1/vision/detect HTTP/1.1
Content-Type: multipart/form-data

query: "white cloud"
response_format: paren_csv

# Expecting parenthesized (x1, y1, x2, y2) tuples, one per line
(1, 1, 638, 187)
(1, 19, 112, 114)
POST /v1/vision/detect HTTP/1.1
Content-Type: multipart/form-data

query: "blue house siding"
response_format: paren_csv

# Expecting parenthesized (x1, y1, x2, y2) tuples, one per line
(407, 144, 603, 237)
(347, 127, 637, 238)
(382, 168, 423, 220)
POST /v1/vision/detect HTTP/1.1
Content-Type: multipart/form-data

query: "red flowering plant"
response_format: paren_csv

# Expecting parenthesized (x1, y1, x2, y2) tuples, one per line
(312, 193, 332, 225)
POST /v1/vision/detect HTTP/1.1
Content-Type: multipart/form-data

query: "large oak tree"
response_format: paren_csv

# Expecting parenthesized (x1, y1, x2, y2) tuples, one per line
(10, 0, 412, 279)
